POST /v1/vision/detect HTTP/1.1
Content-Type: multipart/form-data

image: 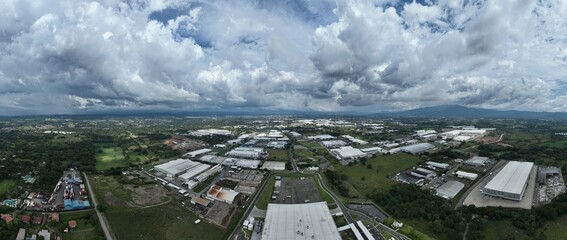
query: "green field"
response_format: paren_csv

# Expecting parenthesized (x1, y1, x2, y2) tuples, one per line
(127, 151, 150, 164)
(267, 149, 289, 161)
(0, 179, 17, 194)
(294, 149, 316, 159)
(95, 147, 128, 170)
(256, 176, 276, 210)
(483, 220, 531, 240)
(336, 153, 422, 197)
(90, 175, 133, 205)
(543, 215, 567, 240)
(55, 210, 104, 240)
(105, 202, 226, 240)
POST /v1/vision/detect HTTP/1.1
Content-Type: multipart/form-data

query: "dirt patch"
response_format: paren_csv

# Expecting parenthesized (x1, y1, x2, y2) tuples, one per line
(205, 201, 236, 227)
(163, 135, 208, 152)
(104, 192, 129, 207)
(215, 179, 239, 189)
(125, 184, 169, 206)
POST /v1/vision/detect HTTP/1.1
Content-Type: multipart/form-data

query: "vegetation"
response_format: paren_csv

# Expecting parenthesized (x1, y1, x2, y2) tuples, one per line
(95, 147, 128, 170)
(256, 175, 276, 210)
(0, 179, 17, 195)
(267, 149, 288, 161)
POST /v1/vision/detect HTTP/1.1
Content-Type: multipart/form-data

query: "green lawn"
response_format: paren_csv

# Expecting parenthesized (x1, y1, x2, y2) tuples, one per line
(90, 175, 133, 205)
(267, 149, 289, 161)
(543, 215, 567, 240)
(95, 147, 128, 170)
(294, 149, 316, 159)
(127, 151, 150, 164)
(336, 153, 422, 196)
(0, 179, 17, 194)
(300, 142, 323, 149)
(105, 202, 226, 240)
(57, 210, 104, 240)
(256, 176, 276, 210)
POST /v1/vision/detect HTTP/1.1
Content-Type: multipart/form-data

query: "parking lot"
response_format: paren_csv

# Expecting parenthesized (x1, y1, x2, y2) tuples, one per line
(273, 177, 322, 204)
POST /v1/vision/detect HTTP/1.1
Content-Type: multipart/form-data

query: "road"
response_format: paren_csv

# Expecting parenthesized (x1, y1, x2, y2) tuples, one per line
(228, 172, 272, 240)
(83, 173, 115, 240)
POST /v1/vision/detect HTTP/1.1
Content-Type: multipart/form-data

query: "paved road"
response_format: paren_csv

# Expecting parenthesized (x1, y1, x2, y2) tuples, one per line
(83, 173, 114, 240)
(228, 172, 272, 240)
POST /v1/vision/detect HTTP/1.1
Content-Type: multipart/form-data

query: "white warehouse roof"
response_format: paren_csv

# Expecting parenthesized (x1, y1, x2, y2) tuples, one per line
(482, 161, 534, 200)
(331, 146, 367, 160)
(184, 148, 212, 158)
(154, 159, 201, 176)
(436, 181, 465, 200)
(400, 143, 435, 154)
(178, 163, 211, 181)
(261, 202, 341, 240)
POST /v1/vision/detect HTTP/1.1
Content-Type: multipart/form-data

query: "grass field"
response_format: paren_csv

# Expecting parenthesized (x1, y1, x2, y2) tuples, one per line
(543, 215, 567, 240)
(267, 149, 289, 161)
(335, 153, 422, 197)
(57, 210, 104, 240)
(90, 175, 133, 205)
(256, 175, 276, 210)
(105, 202, 226, 240)
(294, 149, 316, 159)
(193, 172, 220, 193)
(0, 179, 17, 194)
(95, 147, 128, 170)
(300, 141, 323, 149)
(483, 220, 530, 240)
(127, 151, 150, 164)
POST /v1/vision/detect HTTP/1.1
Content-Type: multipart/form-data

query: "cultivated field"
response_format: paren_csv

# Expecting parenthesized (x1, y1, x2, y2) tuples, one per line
(95, 147, 128, 170)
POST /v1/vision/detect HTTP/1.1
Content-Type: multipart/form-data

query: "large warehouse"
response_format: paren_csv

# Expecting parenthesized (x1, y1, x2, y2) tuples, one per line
(481, 161, 534, 201)
(261, 202, 341, 240)
(400, 143, 435, 154)
(436, 181, 465, 200)
(154, 159, 205, 177)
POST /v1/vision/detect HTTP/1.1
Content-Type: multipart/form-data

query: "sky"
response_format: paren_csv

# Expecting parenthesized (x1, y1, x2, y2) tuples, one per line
(0, 0, 566, 115)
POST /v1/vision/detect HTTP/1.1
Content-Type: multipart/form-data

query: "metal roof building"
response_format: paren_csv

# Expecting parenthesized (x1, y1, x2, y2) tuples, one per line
(154, 159, 202, 177)
(261, 202, 341, 240)
(331, 146, 367, 160)
(436, 181, 465, 200)
(455, 171, 478, 180)
(481, 161, 534, 201)
(178, 163, 211, 182)
(184, 148, 212, 158)
(426, 161, 450, 170)
(262, 161, 286, 171)
(400, 143, 435, 154)
(321, 140, 347, 148)
(465, 156, 490, 167)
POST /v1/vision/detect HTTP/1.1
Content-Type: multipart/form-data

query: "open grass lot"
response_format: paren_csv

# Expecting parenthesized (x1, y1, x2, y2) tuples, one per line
(127, 151, 150, 164)
(105, 202, 226, 240)
(90, 175, 133, 205)
(336, 153, 421, 197)
(256, 175, 276, 210)
(0, 179, 17, 194)
(300, 142, 322, 149)
(399, 218, 440, 240)
(267, 149, 289, 161)
(543, 215, 567, 240)
(483, 220, 531, 240)
(294, 149, 316, 159)
(95, 147, 128, 170)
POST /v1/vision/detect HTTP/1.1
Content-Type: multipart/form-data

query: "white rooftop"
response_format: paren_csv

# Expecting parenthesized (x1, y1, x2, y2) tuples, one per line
(483, 161, 534, 195)
(262, 161, 286, 171)
(331, 146, 367, 159)
(262, 202, 341, 240)
(154, 159, 200, 176)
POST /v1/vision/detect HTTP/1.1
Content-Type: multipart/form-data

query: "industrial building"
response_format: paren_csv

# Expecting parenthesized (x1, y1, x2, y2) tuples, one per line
(341, 135, 369, 145)
(360, 146, 384, 155)
(267, 141, 287, 149)
(321, 140, 347, 148)
(400, 143, 436, 154)
(178, 164, 211, 182)
(184, 148, 212, 158)
(465, 156, 490, 167)
(195, 165, 222, 182)
(306, 134, 335, 140)
(481, 161, 534, 201)
(537, 166, 562, 185)
(331, 146, 367, 160)
(189, 129, 232, 136)
(436, 181, 465, 200)
(154, 159, 207, 177)
(411, 168, 437, 179)
(206, 185, 239, 204)
(262, 161, 286, 171)
(455, 171, 478, 180)
(261, 202, 341, 240)
(426, 161, 450, 170)
(226, 147, 265, 159)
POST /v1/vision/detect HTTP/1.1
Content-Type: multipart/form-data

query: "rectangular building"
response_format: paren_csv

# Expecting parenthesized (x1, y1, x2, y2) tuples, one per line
(184, 148, 212, 158)
(436, 181, 465, 200)
(481, 161, 534, 201)
(154, 159, 202, 177)
(331, 146, 367, 160)
(455, 171, 478, 180)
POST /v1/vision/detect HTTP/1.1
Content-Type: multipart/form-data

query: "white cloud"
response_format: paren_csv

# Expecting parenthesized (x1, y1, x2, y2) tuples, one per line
(0, 0, 566, 115)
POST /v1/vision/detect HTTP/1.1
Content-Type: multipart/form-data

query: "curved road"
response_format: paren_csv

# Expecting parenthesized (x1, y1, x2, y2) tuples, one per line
(83, 173, 115, 240)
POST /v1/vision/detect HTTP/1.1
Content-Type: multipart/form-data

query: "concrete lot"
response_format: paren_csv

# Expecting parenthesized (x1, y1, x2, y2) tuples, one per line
(463, 165, 537, 209)
(273, 177, 322, 204)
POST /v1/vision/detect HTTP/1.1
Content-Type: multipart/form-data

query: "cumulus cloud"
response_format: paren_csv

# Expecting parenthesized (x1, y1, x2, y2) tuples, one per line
(0, 0, 566, 115)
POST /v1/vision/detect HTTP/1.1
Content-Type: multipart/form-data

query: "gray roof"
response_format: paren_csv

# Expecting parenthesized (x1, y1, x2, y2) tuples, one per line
(465, 156, 489, 165)
(436, 181, 465, 199)
(262, 202, 341, 240)
(400, 143, 435, 154)
(483, 161, 534, 195)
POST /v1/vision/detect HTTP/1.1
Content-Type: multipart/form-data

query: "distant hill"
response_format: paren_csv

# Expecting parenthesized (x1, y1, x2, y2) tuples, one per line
(383, 105, 567, 119)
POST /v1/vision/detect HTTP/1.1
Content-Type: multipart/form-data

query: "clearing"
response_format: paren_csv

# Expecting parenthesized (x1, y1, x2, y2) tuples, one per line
(95, 147, 128, 170)
(0, 179, 17, 194)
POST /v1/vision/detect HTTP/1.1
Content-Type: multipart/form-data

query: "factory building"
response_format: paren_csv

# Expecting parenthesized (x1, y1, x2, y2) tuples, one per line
(400, 143, 436, 155)
(178, 164, 211, 182)
(306, 134, 335, 140)
(465, 156, 490, 167)
(321, 140, 348, 148)
(184, 148, 212, 158)
(262, 161, 286, 171)
(426, 161, 450, 170)
(261, 202, 341, 240)
(360, 147, 384, 155)
(411, 167, 437, 179)
(195, 165, 222, 183)
(331, 146, 367, 161)
(455, 171, 478, 180)
(481, 161, 534, 201)
(341, 135, 369, 145)
(154, 159, 204, 177)
(267, 141, 287, 149)
(206, 185, 239, 204)
(436, 181, 465, 200)
(226, 147, 265, 159)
